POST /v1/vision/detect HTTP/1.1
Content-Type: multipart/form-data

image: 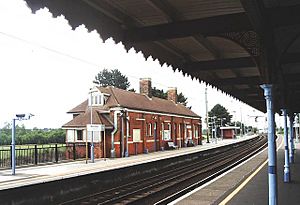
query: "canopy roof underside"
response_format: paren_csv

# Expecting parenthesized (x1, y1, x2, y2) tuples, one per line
(24, 0, 300, 114)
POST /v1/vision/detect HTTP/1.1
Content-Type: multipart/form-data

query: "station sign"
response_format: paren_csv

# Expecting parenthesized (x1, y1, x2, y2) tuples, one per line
(87, 124, 105, 132)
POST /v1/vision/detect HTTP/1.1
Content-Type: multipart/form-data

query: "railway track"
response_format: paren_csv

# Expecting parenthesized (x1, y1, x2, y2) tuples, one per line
(60, 136, 267, 205)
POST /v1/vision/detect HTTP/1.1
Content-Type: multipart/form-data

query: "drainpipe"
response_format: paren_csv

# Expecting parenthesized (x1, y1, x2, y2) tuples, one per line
(121, 112, 124, 157)
(125, 113, 129, 157)
(111, 110, 121, 158)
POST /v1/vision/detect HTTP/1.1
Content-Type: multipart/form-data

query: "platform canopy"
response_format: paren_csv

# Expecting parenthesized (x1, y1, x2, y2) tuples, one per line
(24, 0, 300, 113)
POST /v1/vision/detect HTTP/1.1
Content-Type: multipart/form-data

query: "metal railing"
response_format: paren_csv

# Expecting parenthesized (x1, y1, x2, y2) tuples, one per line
(0, 143, 86, 168)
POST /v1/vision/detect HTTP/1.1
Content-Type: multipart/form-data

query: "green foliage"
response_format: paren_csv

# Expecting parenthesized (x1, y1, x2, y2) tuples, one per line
(93, 69, 131, 90)
(128, 88, 136, 92)
(208, 104, 232, 125)
(151, 87, 188, 106)
(277, 126, 284, 134)
(177, 92, 188, 106)
(0, 124, 65, 145)
(207, 104, 233, 138)
(152, 87, 167, 99)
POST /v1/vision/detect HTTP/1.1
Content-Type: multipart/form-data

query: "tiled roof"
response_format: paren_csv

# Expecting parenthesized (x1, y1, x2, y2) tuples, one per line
(63, 109, 113, 128)
(67, 100, 88, 113)
(105, 87, 200, 118)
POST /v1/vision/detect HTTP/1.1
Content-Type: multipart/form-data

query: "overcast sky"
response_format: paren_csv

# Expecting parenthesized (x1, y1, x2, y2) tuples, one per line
(0, 0, 272, 129)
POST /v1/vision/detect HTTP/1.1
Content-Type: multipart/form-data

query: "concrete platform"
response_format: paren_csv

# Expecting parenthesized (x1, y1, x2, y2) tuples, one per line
(0, 136, 255, 191)
(174, 135, 300, 205)
(224, 137, 300, 205)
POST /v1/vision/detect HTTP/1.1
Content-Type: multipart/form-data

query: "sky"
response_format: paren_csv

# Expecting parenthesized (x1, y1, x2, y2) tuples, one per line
(0, 0, 272, 129)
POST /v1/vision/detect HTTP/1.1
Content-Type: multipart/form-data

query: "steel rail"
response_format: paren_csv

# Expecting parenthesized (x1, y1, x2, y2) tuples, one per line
(59, 136, 266, 205)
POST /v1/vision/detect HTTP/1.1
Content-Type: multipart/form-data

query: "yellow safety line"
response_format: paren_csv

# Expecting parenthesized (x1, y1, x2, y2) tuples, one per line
(219, 136, 283, 205)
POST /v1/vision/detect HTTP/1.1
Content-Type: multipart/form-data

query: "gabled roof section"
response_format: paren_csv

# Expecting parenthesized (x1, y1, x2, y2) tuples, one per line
(107, 86, 200, 118)
(98, 86, 119, 106)
(83, 86, 198, 118)
(67, 100, 88, 114)
(63, 108, 113, 128)
(67, 86, 199, 118)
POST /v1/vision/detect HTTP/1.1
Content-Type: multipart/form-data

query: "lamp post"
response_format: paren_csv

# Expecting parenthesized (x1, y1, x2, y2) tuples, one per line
(12, 113, 34, 175)
(207, 116, 216, 143)
(233, 110, 237, 138)
(240, 106, 243, 137)
(213, 116, 217, 144)
(205, 86, 210, 143)
(220, 117, 226, 140)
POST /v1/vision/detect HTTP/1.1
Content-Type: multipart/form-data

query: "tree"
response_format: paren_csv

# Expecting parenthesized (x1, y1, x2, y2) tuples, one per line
(152, 87, 167, 99)
(208, 104, 232, 125)
(0, 123, 65, 145)
(177, 92, 188, 106)
(152, 87, 188, 106)
(93, 69, 130, 90)
(208, 104, 232, 138)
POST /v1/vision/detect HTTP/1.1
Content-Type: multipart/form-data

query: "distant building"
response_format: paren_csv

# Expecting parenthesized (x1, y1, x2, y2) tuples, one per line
(220, 126, 239, 139)
(62, 78, 202, 158)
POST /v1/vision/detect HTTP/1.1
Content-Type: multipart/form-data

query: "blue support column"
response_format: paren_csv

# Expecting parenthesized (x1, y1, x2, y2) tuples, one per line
(282, 109, 290, 182)
(289, 115, 295, 163)
(261, 84, 277, 205)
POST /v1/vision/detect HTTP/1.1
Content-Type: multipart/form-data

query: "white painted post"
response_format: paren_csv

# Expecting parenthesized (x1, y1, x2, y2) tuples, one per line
(261, 84, 277, 205)
(289, 115, 295, 163)
(282, 109, 290, 182)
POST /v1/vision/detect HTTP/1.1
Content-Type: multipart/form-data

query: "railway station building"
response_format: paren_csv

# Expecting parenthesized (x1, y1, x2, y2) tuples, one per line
(62, 78, 202, 158)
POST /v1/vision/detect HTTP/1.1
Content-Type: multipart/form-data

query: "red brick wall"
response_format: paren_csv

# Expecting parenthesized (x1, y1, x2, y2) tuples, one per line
(223, 129, 235, 139)
(66, 131, 111, 159)
(68, 110, 202, 158)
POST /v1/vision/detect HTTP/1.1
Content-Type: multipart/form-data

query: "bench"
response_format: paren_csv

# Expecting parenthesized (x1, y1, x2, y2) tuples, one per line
(166, 141, 179, 150)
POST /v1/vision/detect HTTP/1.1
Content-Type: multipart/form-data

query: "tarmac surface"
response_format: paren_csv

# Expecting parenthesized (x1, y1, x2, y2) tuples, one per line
(225, 137, 300, 205)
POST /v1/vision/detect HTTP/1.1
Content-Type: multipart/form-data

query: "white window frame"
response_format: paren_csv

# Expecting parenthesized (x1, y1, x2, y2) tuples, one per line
(148, 123, 152, 136)
(163, 123, 171, 140)
(94, 95, 98, 104)
(89, 92, 104, 106)
(76, 129, 83, 141)
(133, 129, 141, 142)
(168, 123, 171, 130)
(161, 123, 164, 140)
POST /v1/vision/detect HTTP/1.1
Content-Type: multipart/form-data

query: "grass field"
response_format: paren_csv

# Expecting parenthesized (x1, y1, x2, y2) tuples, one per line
(0, 143, 66, 150)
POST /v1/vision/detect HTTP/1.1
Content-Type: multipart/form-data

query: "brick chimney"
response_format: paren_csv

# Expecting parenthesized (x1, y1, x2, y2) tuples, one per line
(167, 87, 177, 103)
(140, 78, 152, 98)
